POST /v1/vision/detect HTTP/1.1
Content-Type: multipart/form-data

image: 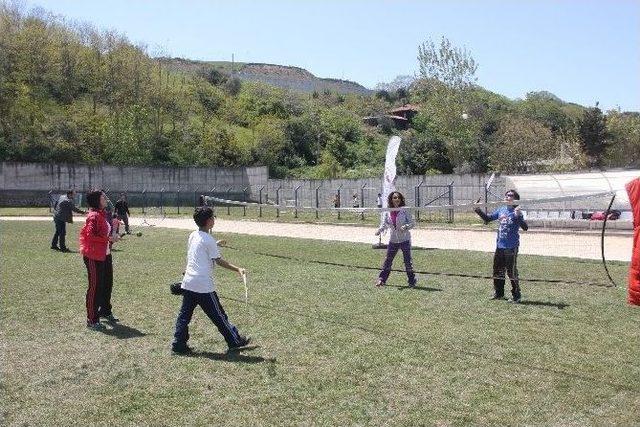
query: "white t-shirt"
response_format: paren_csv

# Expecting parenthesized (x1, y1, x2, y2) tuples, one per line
(181, 230, 221, 293)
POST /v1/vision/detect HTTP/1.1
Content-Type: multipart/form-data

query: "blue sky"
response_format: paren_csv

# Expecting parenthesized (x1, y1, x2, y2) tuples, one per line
(30, 0, 640, 111)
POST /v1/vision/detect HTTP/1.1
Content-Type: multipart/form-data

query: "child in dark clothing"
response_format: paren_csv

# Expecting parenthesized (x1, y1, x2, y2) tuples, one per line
(474, 189, 528, 303)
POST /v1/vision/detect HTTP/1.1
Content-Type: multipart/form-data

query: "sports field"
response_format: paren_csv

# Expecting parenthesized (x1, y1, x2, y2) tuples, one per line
(1, 220, 638, 425)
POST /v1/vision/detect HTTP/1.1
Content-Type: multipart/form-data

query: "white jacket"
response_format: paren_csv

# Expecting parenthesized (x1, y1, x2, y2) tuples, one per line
(377, 208, 414, 244)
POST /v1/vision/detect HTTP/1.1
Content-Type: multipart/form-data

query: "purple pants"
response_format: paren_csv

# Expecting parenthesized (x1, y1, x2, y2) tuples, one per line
(378, 240, 416, 285)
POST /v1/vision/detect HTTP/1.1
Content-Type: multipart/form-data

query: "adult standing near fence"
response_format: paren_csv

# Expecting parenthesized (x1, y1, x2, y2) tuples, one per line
(114, 193, 131, 234)
(51, 189, 86, 252)
(376, 193, 383, 208)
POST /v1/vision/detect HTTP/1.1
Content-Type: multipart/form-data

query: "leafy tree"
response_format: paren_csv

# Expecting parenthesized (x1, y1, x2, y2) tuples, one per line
(398, 129, 453, 174)
(489, 116, 557, 173)
(201, 68, 228, 86)
(251, 116, 287, 175)
(375, 89, 393, 103)
(578, 105, 608, 168)
(605, 111, 640, 168)
(417, 37, 477, 91)
(414, 37, 481, 170)
(316, 150, 344, 178)
(224, 77, 241, 96)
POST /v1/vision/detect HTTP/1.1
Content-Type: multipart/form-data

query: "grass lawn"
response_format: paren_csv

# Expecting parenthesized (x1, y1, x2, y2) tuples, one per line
(1, 221, 638, 425)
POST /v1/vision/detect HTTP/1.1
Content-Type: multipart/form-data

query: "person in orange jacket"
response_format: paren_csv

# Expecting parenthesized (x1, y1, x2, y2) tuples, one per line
(625, 178, 640, 306)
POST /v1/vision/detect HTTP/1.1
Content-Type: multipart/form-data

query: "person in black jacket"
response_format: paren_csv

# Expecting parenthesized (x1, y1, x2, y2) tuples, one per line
(114, 193, 131, 234)
(51, 189, 86, 252)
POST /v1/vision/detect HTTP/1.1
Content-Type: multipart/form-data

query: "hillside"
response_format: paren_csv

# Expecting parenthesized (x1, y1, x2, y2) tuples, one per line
(159, 58, 372, 95)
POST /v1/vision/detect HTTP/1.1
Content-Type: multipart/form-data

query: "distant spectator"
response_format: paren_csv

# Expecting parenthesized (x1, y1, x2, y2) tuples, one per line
(352, 193, 359, 208)
(114, 193, 131, 234)
(51, 189, 86, 252)
(332, 194, 340, 209)
(376, 193, 383, 208)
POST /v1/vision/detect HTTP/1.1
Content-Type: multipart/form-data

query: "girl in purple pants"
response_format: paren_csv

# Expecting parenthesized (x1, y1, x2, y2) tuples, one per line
(375, 191, 417, 288)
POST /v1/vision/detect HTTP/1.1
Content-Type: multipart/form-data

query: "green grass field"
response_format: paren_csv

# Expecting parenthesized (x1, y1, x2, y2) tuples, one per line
(1, 221, 638, 425)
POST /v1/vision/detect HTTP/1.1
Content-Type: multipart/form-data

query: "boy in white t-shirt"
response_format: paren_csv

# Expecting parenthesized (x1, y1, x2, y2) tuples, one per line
(171, 206, 250, 354)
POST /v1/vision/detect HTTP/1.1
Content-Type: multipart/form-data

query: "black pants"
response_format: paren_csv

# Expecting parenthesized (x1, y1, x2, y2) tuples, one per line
(120, 214, 130, 233)
(492, 247, 521, 299)
(97, 254, 114, 317)
(51, 219, 67, 249)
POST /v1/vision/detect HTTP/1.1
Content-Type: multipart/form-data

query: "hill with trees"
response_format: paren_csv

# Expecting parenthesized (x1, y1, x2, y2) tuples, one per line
(1, 2, 638, 178)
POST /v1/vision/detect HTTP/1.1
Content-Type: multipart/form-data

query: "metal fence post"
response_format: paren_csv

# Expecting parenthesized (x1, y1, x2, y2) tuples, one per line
(415, 179, 424, 221)
(258, 186, 264, 218)
(160, 188, 165, 216)
(276, 185, 282, 218)
(315, 184, 321, 220)
(242, 186, 249, 216)
(208, 187, 216, 214)
(142, 189, 147, 214)
(226, 187, 232, 215)
(337, 184, 343, 220)
(294, 185, 301, 218)
(484, 180, 489, 215)
(176, 188, 180, 214)
(448, 181, 454, 223)
(360, 183, 366, 221)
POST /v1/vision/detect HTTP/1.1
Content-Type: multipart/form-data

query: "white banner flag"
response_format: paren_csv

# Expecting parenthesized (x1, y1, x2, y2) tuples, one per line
(381, 135, 402, 214)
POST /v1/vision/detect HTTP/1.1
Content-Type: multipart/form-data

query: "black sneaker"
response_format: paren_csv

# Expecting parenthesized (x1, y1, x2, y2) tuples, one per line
(60, 248, 72, 253)
(51, 246, 60, 251)
(508, 297, 522, 304)
(172, 344, 193, 355)
(100, 314, 120, 322)
(228, 336, 252, 351)
(87, 321, 106, 331)
(490, 295, 506, 301)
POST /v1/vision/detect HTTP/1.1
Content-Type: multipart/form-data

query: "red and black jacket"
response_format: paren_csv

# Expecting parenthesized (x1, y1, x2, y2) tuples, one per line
(79, 209, 110, 261)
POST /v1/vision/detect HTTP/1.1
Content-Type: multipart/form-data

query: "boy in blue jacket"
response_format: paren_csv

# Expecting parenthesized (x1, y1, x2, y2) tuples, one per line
(474, 190, 528, 303)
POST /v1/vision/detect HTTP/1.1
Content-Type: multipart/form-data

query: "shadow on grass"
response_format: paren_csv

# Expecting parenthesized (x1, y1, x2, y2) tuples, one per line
(190, 347, 273, 364)
(390, 284, 443, 292)
(101, 322, 147, 339)
(519, 300, 569, 309)
(371, 246, 437, 251)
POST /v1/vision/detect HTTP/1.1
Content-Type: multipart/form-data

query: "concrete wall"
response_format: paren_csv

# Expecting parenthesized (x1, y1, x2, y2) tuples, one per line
(0, 162, 268, 192)
(0, 162, 268, 207)
(0, 162, 502, 208)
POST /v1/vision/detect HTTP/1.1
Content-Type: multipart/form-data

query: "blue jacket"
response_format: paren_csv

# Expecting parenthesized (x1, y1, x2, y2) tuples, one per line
(475, 206, 528, 249)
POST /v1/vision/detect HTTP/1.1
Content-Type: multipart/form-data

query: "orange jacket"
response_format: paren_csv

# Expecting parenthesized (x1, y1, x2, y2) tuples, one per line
(626, 178, 640, 305)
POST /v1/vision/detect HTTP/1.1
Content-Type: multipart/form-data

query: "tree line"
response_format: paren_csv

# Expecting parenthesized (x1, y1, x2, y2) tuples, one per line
(1, 3, 638, 178)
